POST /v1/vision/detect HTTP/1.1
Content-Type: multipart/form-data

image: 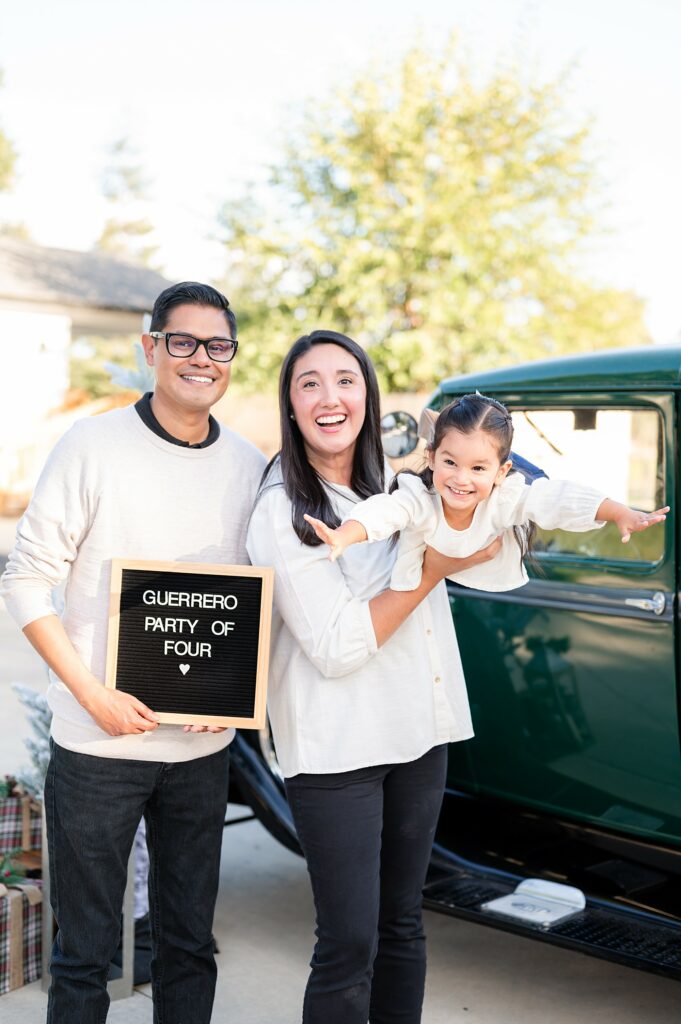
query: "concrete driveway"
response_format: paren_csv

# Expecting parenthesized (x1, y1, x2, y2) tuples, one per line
(2, 808, 679, 1023)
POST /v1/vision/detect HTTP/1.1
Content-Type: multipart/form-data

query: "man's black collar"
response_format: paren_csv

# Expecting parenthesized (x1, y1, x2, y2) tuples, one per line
(134, 392, 220, 449)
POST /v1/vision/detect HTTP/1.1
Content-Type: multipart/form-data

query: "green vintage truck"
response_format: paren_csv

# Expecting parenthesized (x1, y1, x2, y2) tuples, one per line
(231, 344, 681, 979)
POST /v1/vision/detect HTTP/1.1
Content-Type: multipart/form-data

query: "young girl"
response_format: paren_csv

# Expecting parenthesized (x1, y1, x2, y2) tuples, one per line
(305, 392, 669, 593)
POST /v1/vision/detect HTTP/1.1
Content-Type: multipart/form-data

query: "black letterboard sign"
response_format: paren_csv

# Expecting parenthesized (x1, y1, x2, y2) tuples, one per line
(105, 560, 274, 728)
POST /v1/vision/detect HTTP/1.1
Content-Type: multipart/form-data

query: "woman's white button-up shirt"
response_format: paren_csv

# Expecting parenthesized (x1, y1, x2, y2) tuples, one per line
(246, 466, 473, 778)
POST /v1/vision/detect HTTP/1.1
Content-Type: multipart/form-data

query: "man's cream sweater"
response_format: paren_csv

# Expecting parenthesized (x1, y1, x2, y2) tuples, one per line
(1, 405, 266, 761)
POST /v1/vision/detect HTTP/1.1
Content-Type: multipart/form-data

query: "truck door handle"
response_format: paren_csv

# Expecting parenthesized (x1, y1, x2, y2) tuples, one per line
(624, 591, 666, 616)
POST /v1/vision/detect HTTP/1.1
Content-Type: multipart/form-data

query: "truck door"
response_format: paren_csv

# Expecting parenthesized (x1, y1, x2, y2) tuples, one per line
(447, 392, 681, 847)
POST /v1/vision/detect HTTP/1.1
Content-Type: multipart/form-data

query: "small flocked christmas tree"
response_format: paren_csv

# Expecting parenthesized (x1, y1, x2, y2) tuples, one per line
(104, 339, 154, 392)
(11, 682, 52, 798)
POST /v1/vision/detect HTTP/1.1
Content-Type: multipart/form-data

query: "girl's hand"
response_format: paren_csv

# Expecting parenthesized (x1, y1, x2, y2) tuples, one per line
(613, 505, 669, 543)
(304, 514, 346, 561)
(303, 515, 368, 562)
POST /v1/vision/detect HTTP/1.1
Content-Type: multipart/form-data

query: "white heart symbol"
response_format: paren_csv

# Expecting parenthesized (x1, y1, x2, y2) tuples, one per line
(179, 664, 190, 676)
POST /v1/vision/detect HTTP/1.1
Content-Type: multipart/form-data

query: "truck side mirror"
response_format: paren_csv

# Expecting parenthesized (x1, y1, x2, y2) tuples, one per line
(380, 411, 419, 458)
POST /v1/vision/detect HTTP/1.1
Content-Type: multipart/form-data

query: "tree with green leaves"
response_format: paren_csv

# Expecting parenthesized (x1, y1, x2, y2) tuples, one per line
(95, 137, 159, 268)
(218, 40, 649, 393)
(0, 73, 31, 239)
(0, 70, 16, 192)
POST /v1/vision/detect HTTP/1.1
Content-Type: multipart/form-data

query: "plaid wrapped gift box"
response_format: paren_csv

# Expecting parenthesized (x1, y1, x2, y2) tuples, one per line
(0, 791, 41, 854)
(0, 881, 42, 995)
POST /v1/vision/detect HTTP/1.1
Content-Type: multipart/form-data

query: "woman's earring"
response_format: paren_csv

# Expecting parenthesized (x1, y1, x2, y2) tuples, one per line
(289, 414, 295, 420)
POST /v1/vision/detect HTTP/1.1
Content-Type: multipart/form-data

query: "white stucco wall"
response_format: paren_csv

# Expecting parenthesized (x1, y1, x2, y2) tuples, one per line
(0, 308, 71, 495)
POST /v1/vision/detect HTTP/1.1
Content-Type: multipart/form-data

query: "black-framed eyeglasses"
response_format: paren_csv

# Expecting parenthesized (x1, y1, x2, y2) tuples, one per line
(149, 332, 238, 363)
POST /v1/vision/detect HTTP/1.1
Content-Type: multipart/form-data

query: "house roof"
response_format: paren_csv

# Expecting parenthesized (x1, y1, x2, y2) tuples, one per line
(0, 236, 172, 312)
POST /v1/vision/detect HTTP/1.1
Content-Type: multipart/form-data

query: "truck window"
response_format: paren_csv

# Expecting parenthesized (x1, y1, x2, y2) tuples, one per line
(510, 406, 664, 563)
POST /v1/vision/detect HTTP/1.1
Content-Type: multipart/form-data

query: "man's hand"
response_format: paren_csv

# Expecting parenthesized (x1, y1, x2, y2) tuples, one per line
(23, 615, 159, 736)
(84, 686, 160, 736)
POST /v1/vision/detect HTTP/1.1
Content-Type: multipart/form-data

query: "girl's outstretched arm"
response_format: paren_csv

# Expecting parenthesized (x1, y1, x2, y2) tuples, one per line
(595, 500, 670, 543)
(303, 514, 368, 561)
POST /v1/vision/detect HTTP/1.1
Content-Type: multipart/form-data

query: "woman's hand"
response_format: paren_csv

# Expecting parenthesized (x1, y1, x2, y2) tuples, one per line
(369, 535, 503, 648)
(422, 535, 503, 584)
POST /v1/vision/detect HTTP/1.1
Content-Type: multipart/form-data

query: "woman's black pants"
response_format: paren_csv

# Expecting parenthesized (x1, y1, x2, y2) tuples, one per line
(285, 743, 447, 1024)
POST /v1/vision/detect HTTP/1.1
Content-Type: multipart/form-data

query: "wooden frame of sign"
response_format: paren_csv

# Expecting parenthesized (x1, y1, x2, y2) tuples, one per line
(105, 559, 274, 729)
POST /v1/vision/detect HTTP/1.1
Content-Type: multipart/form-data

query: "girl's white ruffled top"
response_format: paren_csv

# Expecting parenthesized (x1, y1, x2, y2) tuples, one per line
(349, 472, 606, 593)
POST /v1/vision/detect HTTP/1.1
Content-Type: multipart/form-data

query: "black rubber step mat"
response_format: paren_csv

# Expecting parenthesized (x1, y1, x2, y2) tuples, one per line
(423, 871, 681, 979)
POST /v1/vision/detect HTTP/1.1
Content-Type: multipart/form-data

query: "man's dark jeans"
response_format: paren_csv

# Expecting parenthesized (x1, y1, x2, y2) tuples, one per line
(44, 740, 230, 1024)
(285, 744, 447, 1024)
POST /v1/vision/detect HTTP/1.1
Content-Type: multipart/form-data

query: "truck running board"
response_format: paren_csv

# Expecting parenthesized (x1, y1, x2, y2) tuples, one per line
(423, 869, 681, 980)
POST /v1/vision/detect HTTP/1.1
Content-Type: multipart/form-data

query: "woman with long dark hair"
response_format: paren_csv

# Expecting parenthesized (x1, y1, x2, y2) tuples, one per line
(247, 330, 498, 1024)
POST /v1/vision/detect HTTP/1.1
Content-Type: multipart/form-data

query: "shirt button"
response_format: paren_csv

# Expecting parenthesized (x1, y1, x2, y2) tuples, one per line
(426, 628, 432, 636)
(434, 675, 441, 684)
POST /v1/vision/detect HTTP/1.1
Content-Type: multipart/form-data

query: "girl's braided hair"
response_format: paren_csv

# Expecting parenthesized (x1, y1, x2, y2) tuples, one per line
(392, 392, 536, 566)
(420, 393, 513, 490)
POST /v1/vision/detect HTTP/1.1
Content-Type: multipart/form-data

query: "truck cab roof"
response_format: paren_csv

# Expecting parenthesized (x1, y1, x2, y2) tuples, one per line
(438, 344, 681, 395)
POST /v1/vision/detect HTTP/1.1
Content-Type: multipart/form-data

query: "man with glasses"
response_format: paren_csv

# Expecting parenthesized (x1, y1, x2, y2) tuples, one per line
(1, 282, 265, 1023)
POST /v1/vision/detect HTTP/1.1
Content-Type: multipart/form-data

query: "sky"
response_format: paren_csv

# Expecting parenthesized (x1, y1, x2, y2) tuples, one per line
(0, 0, 679, 342)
